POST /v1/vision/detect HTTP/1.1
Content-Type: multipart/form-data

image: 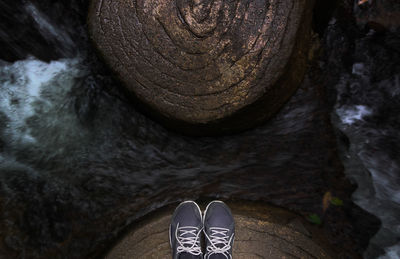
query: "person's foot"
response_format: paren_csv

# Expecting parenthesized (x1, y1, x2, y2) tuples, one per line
(203, 201, 235, 259)
(170, 201, 203, 259)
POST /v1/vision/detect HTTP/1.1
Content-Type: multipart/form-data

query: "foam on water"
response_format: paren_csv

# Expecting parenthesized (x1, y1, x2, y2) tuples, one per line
(336, 105, 372, 125)
(334, 58, 400, 258)
(379, 244, 400, 259)
(0, 57, 84, 147)
(25, 3, 75, 49)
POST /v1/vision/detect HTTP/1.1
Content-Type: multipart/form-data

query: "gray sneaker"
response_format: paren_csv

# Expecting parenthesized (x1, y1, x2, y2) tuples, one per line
(169, 201, 203, 259)
(203, 201, 235, 259)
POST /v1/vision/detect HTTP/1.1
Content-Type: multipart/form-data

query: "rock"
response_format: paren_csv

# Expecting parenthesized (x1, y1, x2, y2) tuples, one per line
(88, 0, 314, 135)
(105, 201, 336, 259)
(0, 0, 58, 62)
(354, 0, 400, 31)
(0, 0, 86, 62)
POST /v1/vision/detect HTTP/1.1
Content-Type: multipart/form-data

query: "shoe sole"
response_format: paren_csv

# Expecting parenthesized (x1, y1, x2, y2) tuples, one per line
(169, 200, 202, 249)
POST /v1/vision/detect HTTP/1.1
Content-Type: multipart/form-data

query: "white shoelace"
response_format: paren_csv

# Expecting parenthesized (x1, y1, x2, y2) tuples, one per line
(204, 227, 234, 259)
(175, 223, 203, 256)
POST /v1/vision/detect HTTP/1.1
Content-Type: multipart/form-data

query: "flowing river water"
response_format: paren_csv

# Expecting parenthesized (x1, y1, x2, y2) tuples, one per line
(0, 0, 399, 258)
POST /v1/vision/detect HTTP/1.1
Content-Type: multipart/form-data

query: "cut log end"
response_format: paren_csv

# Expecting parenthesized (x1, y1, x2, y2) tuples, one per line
(105, 202, 335, 259)
(88, 0, 314, 135)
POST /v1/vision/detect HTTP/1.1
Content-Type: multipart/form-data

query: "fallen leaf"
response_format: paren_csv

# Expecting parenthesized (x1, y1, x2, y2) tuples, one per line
(331, 197, 344, 206)
(307, 214, 322, 225)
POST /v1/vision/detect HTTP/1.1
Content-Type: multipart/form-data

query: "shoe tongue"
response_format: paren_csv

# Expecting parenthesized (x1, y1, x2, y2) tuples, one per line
(179, 252, 201, 259)
(211, 231, 227, 248)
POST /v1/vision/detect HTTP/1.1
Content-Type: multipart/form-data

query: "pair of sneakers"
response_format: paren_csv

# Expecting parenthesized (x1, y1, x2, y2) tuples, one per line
(169, 201, 235, 259)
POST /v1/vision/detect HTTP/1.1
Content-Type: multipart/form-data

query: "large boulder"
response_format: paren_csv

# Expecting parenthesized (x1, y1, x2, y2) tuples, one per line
(88, 0, 314, 135)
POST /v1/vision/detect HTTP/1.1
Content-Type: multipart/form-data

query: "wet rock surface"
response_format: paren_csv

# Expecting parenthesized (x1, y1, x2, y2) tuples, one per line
(106, 202, 334, 259)
(88, 0, 314, 135)
(0, 0, 87, 62)
(355, 0, 400, 30)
